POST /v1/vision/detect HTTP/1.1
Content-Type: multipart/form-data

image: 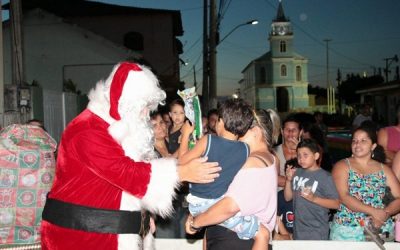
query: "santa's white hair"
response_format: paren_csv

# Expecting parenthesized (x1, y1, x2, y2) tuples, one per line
(87, 62, 166, 162)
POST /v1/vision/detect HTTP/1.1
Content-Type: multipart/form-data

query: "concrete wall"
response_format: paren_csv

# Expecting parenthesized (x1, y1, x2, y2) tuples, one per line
(154, 239, 400, 250)
(3, 9, 132, 94)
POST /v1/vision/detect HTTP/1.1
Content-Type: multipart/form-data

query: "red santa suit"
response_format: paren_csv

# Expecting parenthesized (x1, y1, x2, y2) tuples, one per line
(41, 62, 179, 250)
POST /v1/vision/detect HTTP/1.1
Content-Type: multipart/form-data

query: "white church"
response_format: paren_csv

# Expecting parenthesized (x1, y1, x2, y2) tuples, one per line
(240, 0, 309, 113)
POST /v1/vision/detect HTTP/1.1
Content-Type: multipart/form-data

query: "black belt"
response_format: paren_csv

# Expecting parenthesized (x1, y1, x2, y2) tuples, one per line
(42, 197, 150, 235)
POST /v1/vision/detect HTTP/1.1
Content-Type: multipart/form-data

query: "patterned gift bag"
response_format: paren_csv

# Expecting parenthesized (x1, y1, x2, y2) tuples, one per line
(0, 124, 57, 245)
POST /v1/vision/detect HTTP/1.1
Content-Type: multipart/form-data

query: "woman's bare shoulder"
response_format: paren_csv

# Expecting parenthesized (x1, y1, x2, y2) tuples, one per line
(243, 152, 275, 169)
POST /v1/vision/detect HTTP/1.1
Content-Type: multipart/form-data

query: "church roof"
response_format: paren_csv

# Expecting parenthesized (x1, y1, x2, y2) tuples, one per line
(274, 0, 289, 22)
(241, 51, 307, 73)
(241, 52, 271, 72)
(255, 51, 272, 62)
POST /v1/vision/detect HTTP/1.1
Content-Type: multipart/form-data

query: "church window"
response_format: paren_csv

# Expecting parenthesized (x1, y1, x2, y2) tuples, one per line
(280, 41, 286, 53)
(296, 66, 302, 81)
(281, 64, 287, 77)
(260, 67, 266, 83)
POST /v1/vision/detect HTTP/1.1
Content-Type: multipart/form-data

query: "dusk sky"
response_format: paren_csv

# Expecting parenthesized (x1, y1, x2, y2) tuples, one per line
(12, 0, 400, 96)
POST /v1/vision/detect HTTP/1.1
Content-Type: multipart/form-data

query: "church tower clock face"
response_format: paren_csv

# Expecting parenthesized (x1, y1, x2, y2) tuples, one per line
(277, 25, 286, 35)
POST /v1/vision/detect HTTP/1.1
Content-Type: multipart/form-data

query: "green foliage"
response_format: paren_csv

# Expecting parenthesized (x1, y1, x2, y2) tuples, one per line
(63, 79, 81, 95)
(308, 85, 327, 98)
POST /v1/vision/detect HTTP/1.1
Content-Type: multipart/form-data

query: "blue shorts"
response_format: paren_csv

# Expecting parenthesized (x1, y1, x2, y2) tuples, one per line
(188, 194, 260, 239)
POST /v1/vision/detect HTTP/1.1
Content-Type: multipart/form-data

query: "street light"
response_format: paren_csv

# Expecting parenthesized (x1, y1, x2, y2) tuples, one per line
(218, 19, 259, 45)
(207, 19, 258, 111)
(179, 58, 188, 66)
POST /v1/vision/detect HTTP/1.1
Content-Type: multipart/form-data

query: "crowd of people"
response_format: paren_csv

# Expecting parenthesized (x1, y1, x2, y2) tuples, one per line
(148, 96, 400, 249)
(6, 62, 398, 249)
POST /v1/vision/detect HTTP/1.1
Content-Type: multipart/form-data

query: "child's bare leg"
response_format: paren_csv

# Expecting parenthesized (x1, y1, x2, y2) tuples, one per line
(202, 231, 207, 250)
(252, 224, 269, 250)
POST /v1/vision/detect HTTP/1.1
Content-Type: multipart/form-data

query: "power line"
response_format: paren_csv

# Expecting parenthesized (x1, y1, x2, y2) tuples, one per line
(180, 52, 203, 79)
(262, 0, 376, 69)
(182, 35, 202, 54)
(331, 37, 400, 44)
(180, 6, 203, 11)
(308, 63, 369, 71)
(217, 0, 232, 26)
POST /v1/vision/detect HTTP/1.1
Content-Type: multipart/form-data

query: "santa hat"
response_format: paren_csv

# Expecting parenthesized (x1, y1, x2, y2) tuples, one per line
(88, 62, 165, 120)
(109, 62, 143, 121)
(88, 62, 166, 157)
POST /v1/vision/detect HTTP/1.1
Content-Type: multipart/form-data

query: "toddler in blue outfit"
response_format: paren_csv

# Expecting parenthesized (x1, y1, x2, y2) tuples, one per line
(179, 99, 260, 239)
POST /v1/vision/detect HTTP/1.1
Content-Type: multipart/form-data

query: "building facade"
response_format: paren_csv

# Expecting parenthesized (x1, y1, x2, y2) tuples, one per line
(2, 0, 184, 141)
(240, 1, 309, 112)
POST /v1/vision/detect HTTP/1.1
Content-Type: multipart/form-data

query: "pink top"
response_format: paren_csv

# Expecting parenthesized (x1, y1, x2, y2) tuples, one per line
(387, 126, 400, 152)
(226, 165, 277, 232)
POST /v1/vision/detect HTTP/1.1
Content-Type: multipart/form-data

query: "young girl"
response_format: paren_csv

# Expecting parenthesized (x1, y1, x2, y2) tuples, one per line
(167, 99, 186, 156)
(284, 138, 339, 240)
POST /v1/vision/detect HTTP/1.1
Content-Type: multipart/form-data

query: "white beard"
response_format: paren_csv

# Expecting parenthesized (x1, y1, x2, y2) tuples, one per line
(108, 108, 157, 162)
(109, 108, 163, 250)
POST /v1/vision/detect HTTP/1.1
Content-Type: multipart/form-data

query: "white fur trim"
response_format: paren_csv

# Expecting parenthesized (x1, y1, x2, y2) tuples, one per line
(141, 158, 180, 218)
(120, 192, 141, 211)
(142, 233, 155, 250)
(117, 233, 154, 250)
(87, 64, 119, 125)
(108, 119, 130, 144)
(118, 234, 141, 250)
(117, 67, 166, 119)
(87, 81, 115, 125)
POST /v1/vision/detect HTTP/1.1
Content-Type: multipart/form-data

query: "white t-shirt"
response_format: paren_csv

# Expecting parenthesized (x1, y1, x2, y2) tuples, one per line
(274, 144, 286, 191)
(352, 114, 371, 127)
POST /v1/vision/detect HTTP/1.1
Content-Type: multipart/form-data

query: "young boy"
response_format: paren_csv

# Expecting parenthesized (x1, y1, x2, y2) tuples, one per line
(284, 139, 339, 240)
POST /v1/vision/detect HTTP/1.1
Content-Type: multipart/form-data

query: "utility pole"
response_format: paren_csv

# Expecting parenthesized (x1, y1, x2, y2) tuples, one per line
(11, 0, 24, 86)
(324, 39, 335, 114)
(0, 0, 4, 127)
(4, 0, 25, 126)
(193, 65, 197, 90)
(336, 68, 342, 114)
(209, 0, 217, 109)
(383, 54, 399, 82)
(201, 0, 209, 113)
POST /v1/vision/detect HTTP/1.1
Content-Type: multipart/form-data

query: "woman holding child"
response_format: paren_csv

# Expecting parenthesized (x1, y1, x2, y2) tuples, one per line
(184, 108, 279, 250)
(330, 124, 400, 241)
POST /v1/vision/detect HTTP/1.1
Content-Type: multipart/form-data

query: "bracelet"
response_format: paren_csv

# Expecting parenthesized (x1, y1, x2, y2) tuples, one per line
(190, 217, 202, 232)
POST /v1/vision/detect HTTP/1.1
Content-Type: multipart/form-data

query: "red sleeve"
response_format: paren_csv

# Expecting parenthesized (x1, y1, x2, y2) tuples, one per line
(71, 128, 151, 198)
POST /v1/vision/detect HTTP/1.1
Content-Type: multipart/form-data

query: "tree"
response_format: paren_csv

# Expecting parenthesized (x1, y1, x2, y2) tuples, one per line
(337, 74, 384, 104)
(308, 85, 326, 98)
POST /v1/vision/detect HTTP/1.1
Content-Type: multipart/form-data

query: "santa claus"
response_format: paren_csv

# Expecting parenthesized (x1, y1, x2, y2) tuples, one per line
(41, 62, 220, 250)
